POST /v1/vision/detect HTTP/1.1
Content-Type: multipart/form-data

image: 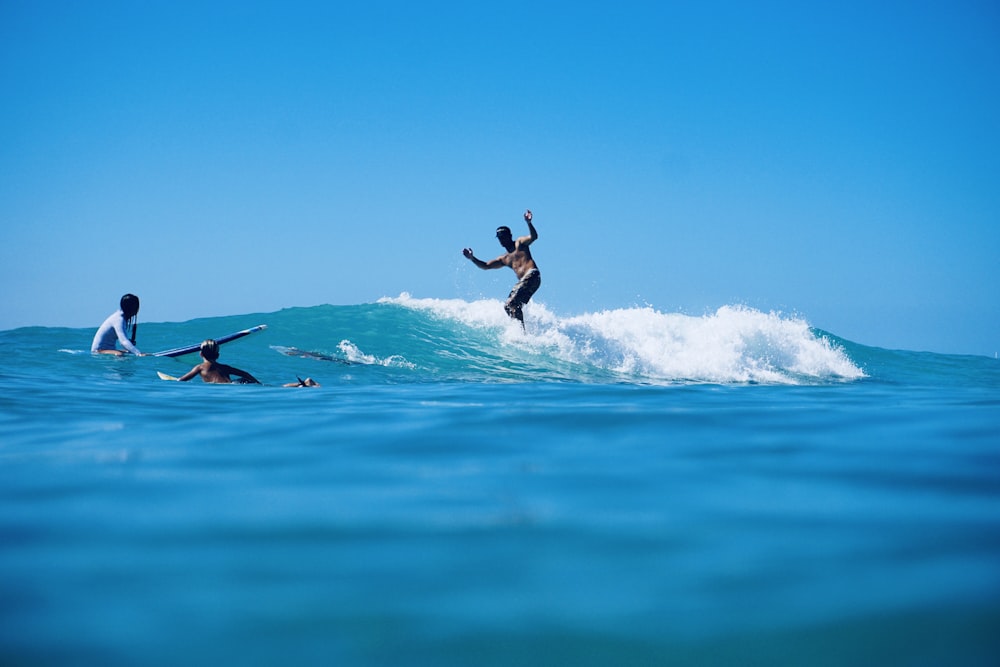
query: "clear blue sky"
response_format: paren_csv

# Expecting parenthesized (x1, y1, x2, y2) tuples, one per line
(2, 1, 998, 356)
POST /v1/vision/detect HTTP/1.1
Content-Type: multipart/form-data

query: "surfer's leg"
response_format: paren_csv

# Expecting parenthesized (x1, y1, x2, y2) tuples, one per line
(505, 271, 538, 325)
(508, 302, 524, 323)
(504, 285, 519, 320)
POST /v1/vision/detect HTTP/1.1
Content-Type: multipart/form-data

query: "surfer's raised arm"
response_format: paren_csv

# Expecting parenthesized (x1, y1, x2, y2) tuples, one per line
(517, 209, 537, 247)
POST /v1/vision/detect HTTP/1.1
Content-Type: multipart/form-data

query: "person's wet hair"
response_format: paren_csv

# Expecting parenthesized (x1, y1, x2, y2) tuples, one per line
(200, 339, 220, 361)
(120, 294, 140, 318)
(496, 226, 515, 250)
(120, 293, 140, 344)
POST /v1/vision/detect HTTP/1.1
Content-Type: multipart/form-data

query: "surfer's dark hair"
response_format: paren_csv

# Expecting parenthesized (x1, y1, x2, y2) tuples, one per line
(496, 226, 515, 251)
(200, 339, 220, 361)
(120, 294, 140, 345)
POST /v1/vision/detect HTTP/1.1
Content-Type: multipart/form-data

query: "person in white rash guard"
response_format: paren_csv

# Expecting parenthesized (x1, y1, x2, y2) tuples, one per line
(92, 293, 145, 356)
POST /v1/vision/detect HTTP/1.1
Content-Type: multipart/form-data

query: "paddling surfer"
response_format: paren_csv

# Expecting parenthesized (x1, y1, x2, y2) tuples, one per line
(169, 338, 318, 387)
(463, 209, 541, 328)
(177, 339, 260, 384)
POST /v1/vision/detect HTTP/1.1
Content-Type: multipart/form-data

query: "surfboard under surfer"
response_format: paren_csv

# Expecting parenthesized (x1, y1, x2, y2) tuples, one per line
(463, 209, 541, 328)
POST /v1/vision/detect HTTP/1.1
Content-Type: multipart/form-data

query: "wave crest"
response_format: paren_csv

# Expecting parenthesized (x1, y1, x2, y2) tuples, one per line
(382, 295, 865, 385)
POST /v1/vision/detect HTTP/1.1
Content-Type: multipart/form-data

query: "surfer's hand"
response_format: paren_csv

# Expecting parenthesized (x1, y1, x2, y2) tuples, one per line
(524, 209, 532, 223)
(463, 248, 474, 259)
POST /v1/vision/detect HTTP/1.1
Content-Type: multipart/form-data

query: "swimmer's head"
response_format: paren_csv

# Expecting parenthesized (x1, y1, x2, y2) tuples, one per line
(495, 226, 514, 250)
(120, 294, 140, 318)
(200, 339, 220, 361)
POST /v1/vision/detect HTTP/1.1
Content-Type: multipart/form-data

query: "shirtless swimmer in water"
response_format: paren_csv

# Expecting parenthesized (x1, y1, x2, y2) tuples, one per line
(176, 339, 318, 386)
(177, 339, 261, 384)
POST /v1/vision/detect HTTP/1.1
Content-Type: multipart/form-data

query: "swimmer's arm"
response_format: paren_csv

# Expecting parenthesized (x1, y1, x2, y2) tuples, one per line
(227, 365, 260, 384)
(177, 364, 203, 382)
(113, 318, 143, 355)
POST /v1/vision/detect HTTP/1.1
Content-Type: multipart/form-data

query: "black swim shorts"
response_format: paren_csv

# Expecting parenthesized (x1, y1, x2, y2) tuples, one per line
(504, 269, 541, 319)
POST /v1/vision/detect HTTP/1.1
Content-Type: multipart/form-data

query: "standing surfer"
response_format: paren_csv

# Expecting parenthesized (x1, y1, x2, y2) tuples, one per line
(92, 293, 145, 356)
(463, 209, 541, 328)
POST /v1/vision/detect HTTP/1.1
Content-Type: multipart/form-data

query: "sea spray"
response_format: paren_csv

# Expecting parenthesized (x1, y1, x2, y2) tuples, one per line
(383, 295, 864, 384)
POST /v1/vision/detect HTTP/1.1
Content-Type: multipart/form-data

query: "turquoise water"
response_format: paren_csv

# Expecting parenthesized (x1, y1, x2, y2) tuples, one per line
(2, 297, 999, 666)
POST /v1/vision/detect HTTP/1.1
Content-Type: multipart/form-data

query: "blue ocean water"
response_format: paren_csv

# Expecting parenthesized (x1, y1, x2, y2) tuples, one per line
(2, 296, 998, 666)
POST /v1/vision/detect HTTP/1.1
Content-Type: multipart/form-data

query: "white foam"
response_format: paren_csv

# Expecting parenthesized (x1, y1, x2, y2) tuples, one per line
(384, 294, 865, 384)
(337, 339, 416, 369)
(381, 293, 515, 329)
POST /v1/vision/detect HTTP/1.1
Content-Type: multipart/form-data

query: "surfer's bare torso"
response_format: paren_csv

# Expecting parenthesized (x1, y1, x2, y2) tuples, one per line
(495, 240, 537, 279)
